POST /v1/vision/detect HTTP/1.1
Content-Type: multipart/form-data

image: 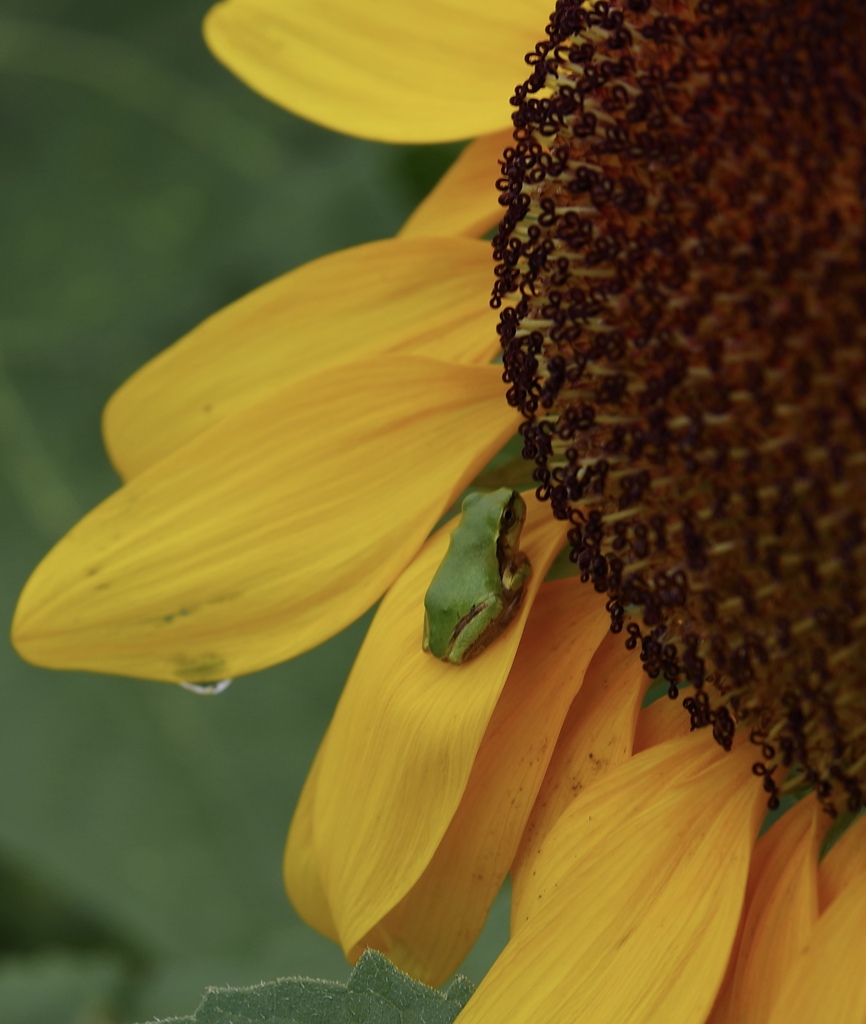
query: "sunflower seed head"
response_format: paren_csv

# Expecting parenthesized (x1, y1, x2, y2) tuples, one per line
(494, 0, 866, 814)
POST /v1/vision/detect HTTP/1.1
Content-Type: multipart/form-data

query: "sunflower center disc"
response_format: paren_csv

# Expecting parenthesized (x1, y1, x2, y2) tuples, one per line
(493, 0, 866, 813)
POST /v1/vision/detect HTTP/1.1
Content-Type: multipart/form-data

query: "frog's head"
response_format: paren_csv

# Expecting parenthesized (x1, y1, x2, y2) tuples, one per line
(497, 490, 527, 550)
(461, 488, 527, 553)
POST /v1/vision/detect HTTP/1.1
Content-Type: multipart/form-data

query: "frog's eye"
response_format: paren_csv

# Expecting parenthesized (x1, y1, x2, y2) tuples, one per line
(501, 505, 517, 528)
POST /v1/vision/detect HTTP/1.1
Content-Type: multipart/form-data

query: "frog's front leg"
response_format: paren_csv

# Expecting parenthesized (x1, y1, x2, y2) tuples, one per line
(502, 552, 532, 592)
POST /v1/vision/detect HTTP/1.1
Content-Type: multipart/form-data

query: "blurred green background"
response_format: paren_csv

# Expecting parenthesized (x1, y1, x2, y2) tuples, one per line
(0, 3, 508, 1021)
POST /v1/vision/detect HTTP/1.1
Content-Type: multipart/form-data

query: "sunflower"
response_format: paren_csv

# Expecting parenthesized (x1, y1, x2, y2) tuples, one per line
(14, 0, 866, 1021)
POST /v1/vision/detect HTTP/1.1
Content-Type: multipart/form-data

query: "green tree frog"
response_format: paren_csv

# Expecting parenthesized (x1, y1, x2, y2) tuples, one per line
(422, 488, 532, 664)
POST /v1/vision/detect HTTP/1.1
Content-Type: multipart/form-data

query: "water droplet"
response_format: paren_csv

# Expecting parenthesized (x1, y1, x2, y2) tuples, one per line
(179, 678, 233, 696)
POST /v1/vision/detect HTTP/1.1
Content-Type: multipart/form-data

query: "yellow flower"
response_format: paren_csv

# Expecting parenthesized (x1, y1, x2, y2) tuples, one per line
(14, 0, 866, 1021)
(202, 0, 866, 1018)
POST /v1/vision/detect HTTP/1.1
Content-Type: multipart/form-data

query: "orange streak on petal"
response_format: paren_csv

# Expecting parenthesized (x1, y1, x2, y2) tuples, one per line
(767, 866, 866, 1024)
(510, 629, 647, 928)
(633, 686, 694, 752)
(360, 577, 611, 984)
(460, 735, 765, 1024)
(308, 501, 567, 957)
(817, 812, 866, 914)
(709, 796, 825, 1024)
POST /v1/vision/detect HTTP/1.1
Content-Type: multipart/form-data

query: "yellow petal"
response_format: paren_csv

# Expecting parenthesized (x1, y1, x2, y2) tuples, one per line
(510, 630, 647, 927)
(280, 749, 338, 942)
(767, 866, 866, 1024)
(362, 577, 611, 984)
(709, 797, 823, 1024)
(203, 0, 550, 143)
(818, 812, 866, 912)
(13, 357, 518, 682)
(399, 131, 512, 240)
(104, 238, 499, 480)
(459, 735, 765, 1024)
(633, 687, 694, 752)
(290, 501, 567, 958)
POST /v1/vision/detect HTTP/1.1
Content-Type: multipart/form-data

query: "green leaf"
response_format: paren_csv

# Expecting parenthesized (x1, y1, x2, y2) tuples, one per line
(143, 950, 475, 1024)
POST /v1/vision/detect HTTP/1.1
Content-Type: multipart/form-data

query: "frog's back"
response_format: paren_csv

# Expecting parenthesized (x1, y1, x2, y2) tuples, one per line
(422, 489, 517, 660)
(422, 524, 492, 655)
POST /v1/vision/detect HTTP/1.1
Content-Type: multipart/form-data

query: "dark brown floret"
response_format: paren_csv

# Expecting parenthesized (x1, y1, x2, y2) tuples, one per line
(493, 0, 866, 813)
